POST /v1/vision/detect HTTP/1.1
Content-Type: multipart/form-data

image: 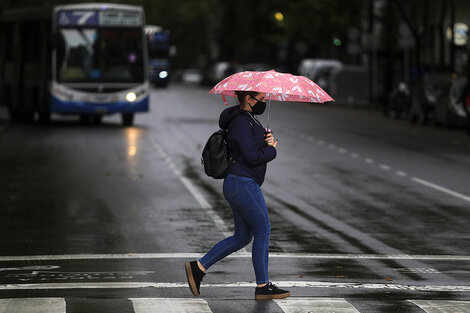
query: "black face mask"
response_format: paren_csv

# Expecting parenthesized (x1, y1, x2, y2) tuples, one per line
(249, 96, 267, 115)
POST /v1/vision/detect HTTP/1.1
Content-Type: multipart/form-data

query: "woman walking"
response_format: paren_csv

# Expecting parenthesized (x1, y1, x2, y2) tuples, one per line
(185, 90, 290, 300)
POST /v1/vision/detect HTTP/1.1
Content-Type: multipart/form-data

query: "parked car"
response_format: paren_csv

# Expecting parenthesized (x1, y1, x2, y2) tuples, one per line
(181, 69, 203, 84)
(297, 59, 343, 93)
(201, 61, 231, 86)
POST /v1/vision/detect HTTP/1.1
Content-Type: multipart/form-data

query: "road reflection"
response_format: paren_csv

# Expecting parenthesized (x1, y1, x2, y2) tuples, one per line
(125, 127, 142, 180)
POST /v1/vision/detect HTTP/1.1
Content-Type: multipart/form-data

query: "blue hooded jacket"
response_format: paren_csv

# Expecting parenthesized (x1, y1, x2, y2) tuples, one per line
(219, 105, 276, 186)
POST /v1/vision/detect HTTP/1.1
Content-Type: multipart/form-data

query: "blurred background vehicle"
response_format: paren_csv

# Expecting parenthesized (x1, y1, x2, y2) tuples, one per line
(297, 59, 343, 93)
(146, 25, 171, 87)
(0, 3, 150, 126)
(179, 69, 203, 84)
(201, 61, 230, 86)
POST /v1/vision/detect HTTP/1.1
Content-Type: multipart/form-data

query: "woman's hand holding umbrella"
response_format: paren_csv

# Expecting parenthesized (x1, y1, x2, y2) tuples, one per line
(265, 132, 278, 148)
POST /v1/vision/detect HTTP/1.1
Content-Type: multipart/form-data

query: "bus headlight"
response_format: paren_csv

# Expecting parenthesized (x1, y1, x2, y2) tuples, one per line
(126, 92, 137, 102)
(159, 71, 168, 79)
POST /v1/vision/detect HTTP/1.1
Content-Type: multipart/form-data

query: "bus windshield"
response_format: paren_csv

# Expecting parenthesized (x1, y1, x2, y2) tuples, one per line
(57, 28, 144, 83)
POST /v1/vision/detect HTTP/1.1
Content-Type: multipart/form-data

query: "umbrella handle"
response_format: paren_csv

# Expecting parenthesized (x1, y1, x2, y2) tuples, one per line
(266, 94, 271, 130)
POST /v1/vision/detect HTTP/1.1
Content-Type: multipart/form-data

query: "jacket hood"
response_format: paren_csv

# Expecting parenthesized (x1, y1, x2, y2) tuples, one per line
(219, 105, 245, 129)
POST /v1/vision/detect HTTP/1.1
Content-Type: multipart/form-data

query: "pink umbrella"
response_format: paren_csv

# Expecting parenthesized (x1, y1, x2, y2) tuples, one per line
(209, 69, 334, 103)
(209, 69, 333, 128)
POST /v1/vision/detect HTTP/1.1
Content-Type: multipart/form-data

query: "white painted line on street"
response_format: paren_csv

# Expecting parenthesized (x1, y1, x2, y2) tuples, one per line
(298, 131, 470, 204)
(147, 136, 237, 241)
(411, 177, 470, 203)
(408, 300, 470, 313)
(379, 164, 391, 171)
(395, 171, 408, 177)
(364, 158, 374, 164)
(0, 298, 65, 313)
(338, 148, 347, 154)
(2, 252, 470, 262)
(2, 281, 470, 292)
(274, 298, 360, 313)
(179, 176, 232, 238)
(130, 298, 212, 313)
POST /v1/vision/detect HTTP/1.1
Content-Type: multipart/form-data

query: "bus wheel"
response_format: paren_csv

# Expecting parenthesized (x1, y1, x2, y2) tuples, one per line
(121, 113, 134, 126)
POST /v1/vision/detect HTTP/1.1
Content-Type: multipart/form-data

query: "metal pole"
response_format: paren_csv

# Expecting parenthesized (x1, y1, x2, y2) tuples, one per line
(267, 94, 272, 130)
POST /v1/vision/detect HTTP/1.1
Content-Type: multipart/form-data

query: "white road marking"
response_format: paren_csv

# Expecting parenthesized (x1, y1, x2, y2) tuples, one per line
(179, 176, 232, 238)
(130, 298, 212, 313)
(2, 252, 470, 262)
(299, 131, 470, 204)
(408, 300, 470, 313)
(412, 177, 470, 203)
(0, 298, 65, 313)
(2, 281, 470, 292)
(275, 298, 360, 313)
(395, 171, 408, 177)
(147, 136, 235, 240)
(379, 164, 391, 171)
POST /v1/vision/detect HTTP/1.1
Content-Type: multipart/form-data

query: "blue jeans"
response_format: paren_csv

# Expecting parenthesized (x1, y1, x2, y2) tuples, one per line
(199, 174, 271, 284)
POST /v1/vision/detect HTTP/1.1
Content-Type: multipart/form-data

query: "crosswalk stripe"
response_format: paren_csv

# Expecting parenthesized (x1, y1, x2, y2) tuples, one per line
(408, 300, 470, 313)
(130, 298, 212, 313)
(0, 298, 65, 313)
(2, 281, 470, 292)
(275, 298, 360, 313)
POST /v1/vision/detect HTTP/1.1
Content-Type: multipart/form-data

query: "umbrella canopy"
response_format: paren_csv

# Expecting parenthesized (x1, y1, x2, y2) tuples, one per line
(209, 69, 334, 103)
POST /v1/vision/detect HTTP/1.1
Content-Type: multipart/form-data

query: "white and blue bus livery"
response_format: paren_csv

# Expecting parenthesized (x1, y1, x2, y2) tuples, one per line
(0, 3, 149, 126)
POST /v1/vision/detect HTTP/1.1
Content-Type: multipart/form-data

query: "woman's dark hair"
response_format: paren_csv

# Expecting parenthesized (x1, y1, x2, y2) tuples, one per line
(235, 91, 259, 104)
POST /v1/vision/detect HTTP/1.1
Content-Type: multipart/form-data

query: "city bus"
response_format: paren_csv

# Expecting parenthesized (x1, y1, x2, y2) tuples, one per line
(0, 3, 149, 126)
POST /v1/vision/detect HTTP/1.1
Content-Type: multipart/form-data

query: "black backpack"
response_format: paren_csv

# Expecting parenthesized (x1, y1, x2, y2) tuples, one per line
(201, 129, 231, 179)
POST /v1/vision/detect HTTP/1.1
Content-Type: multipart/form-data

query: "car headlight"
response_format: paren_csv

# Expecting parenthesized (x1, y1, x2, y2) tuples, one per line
(126, 92, 137, 102)
(159, 71, 168, 79)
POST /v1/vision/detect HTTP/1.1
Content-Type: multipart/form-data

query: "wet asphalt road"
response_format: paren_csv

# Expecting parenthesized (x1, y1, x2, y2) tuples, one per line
(0, 83, 470, 312)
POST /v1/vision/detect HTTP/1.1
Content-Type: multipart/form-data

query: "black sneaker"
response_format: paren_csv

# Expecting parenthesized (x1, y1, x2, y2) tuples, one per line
(185, 261, 206, 296)
(255, 282, 290, 300)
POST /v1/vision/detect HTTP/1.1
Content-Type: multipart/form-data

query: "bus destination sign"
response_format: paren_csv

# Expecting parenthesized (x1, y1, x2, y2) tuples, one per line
(58, 10, 142, 27)
(99, 11, 142, 26)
